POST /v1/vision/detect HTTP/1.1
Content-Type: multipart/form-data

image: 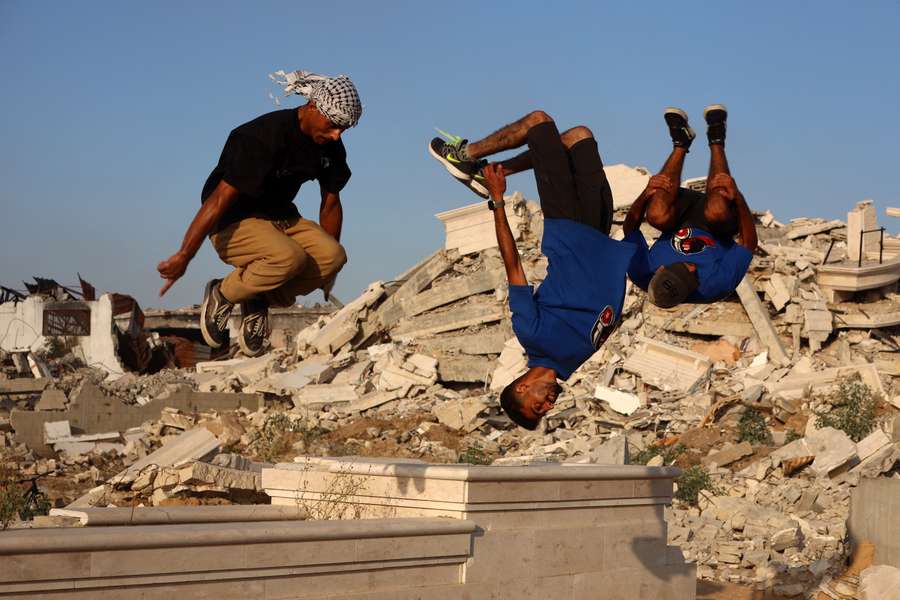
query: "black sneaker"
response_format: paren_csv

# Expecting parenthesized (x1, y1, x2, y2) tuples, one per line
(428, 130, 489, 198)
(663, 107, 695, 150)
(238, 298, 269, 357)
(200, 279, 233, 349)
(704, 104, 728, 145)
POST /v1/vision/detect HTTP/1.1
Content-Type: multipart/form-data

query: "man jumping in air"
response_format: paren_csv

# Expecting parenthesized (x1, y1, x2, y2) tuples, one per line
(430, 111, 637, 430)
(157, 70, 361, 357)
(622, 105, 757, 308)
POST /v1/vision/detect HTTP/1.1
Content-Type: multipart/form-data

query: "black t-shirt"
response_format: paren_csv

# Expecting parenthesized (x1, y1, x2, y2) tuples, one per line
(201, 109, 351, 232)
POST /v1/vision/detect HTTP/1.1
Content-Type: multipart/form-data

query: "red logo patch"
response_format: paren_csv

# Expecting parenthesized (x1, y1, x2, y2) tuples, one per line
(591, 305, 617, 349)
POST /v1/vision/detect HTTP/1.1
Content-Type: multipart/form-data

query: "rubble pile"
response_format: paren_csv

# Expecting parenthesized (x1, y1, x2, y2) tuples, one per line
(2, 193, 899, 598)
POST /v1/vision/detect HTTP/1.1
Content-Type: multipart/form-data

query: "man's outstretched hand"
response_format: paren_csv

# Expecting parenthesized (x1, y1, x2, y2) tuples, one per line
(708, 173, 738, 201)
(482, 163, 506, 200)
(157, 251, 190, 297)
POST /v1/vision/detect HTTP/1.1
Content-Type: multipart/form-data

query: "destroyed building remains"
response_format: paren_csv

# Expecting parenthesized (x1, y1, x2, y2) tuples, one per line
(2, 165, 899, 599)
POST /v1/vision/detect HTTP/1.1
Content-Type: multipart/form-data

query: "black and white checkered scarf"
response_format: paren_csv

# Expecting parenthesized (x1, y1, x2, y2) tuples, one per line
(270, 69, 362, 128)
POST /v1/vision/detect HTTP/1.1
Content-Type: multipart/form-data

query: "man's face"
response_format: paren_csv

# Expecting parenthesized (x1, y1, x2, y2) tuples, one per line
(306, 105, 346, 144)
(515, 374, 562, 422)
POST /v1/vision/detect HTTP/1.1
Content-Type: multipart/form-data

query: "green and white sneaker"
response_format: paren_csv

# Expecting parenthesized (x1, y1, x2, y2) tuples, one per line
(428, 129, 489, 198)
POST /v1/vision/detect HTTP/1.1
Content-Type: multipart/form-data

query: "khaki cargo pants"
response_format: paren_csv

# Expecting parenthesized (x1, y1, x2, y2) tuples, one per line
(211, 216, 346, 307)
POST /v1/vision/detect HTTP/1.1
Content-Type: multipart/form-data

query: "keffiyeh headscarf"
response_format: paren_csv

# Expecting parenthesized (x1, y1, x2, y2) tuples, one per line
(270, 69, 363, 128)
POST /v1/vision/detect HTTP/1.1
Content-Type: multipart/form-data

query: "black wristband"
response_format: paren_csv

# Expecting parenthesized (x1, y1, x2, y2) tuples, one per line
(488, 199, 505, 211)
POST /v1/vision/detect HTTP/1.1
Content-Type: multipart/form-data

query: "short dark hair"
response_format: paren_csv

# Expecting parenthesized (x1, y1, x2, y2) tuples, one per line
(500, 376, 540, 430)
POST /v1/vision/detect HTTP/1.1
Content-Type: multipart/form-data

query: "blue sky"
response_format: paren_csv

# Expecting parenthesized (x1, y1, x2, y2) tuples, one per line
(2, 1, 899, 309)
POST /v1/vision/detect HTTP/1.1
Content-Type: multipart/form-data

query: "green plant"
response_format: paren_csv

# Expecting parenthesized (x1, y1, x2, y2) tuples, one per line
(250, 413, 322, 462)
(675, 465, 719, 506)
(815, 373, 878, 442)
(632, 443, 686, 466)
(785, 430, 802, 443)
(0, 465, 25, 530)
(738, 408, 773, 445)
(458, 444, 492, 465)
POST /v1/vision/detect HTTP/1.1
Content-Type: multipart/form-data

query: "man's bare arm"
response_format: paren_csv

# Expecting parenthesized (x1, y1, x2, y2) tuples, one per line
(157, 180, 239, 296)
(319, 185, 343, 241)
(733, 190, 758, 252)
(483, 163, 527, 286)
(623, 174, 674, 235)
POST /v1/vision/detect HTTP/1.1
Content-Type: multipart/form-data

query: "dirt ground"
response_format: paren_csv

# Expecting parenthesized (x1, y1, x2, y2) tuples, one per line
(696, 581, 796, 600)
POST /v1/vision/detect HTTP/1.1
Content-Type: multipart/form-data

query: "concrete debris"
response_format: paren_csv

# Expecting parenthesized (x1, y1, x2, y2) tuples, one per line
(807, 426, 859, 477)
(4, 196, 900, 599)
(860, 565, 900, 600)
(433, 397, 489, 431)
(291, 384, 358, 409)
(35, 386, 67, 410)
(622, 336, 712, 392)
(702, 441, 753, 467)
(593, 385, 641, 416)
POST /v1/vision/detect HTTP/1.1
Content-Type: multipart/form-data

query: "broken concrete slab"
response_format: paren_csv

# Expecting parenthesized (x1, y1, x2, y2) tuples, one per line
(377, 362, 436, 390)
(644, 301, 755, 338)
(404, 353, 438, 376)
(393, 301, 505, 338)
(177, 461, 262, 492)
(806, 426, 859, 477)
(437, 356, 494, 383)
(736, 277, 792, 367)
(763, 274, 797, 312)
(860, 565, 900, 600)
(433, 397, 489, 431)
(347, 390, 402, 414)
(35, 387, 67, 410)
(856, 429, 892, 462)
(702, 442, 753, 468)
(43, 420, 72, 444)
(256, 357, 334, 395)
(785, 219, 844, 240)
(414, 326, 511, 356)
(593, 385, 641, 416)
(622, 336, 711, 393)
(69, 427, 222, 507)
(291, 384, 358, 409)
(374, 250, 458, 330)
(10, 385, 260, 457)
(0, 377, 49, 395)
(403, 270, 502, 319)
(588, 435, 629, 465)
(765, 363, 886, 401)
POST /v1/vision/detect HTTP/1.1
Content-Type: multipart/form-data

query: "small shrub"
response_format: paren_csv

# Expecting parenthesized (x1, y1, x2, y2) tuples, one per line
(0, 465, 25, 530)
(632, 443, 686, 466)
(815, 373, 878, 442)
(250, 413, 322, 462)
(785, 430, 802, 443)
(459, 444, 491, 465)
(675, 465, 719, 506)
(738, 408, 773, 445)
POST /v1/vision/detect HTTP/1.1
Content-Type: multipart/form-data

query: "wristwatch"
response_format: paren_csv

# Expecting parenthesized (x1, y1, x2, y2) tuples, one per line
(487, 198, 505, 211)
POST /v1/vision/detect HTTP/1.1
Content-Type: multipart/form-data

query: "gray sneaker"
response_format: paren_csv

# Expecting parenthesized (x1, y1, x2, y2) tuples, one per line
(200, 279, 233, 349)
(238, 298, 270, 357)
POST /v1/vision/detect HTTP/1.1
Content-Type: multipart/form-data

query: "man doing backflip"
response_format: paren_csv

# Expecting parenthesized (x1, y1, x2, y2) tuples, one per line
(623, 105, 757, 308)
(157, 70, 362, 356)
(430, 112, 637, 430)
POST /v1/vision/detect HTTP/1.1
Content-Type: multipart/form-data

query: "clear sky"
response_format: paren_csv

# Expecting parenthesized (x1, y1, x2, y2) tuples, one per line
(2, 1, 898, 310)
